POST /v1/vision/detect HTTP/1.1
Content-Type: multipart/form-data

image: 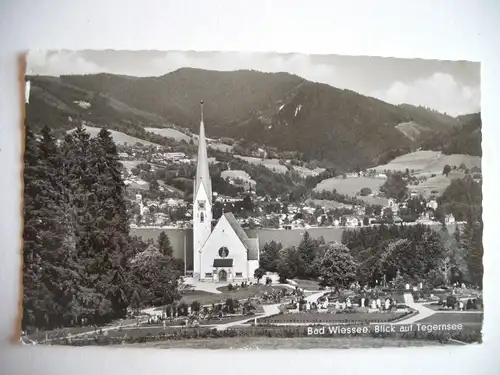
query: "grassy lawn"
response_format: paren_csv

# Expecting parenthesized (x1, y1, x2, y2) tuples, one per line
(261, 311, 406, 324)
(291, 279, 321, 290)
(178, 290, 219, 305)
(314, 176, 385, 195)
(417, 313, 483, 325)
(139, 314, 257, 327)
(179, 285, 286, 306)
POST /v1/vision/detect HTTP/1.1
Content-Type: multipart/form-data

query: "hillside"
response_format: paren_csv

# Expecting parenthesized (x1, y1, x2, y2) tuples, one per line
(313, 150, 481, 201)
(27, 69, 472, 170)
(67, 125, 161, 147)
(25, 75, 168, 137)
(372, 150, 481, 176)
(397, 104, 459, 130)
(59, 69, 306, 134)
(421, 112, 482, 157)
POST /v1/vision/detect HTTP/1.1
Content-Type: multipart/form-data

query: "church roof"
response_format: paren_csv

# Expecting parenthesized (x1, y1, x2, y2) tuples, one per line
(223, 212, 259, 261)
(195, 101, 212, 203)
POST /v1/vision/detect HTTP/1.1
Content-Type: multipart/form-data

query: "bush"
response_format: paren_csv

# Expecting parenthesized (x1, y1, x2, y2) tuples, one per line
(228, 283, 234, 291)
(360, 187, 372, 196)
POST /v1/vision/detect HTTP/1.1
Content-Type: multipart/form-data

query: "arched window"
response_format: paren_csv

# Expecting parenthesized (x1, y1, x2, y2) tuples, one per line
(200, 212, 204, 223)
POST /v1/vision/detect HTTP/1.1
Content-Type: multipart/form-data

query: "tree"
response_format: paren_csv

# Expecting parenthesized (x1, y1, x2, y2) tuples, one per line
(277, 246, 301, 283)
(158, 231, 174, 257)
(297, 231, 317, 277)
(380, 172, 408, 201)
(259, 241, 282, 272)
(190, 300, 201, 314)
(442, 164, 451, 177)
(462, 219, 483, 287)
(242, 195, 254, 213)
(130, 290, 142, 311)
(150, 179, 160, 193)
(254, 268, 265, 284)
(360, 187, 372, 196)
(89, 128, 132, 320)
(225, 298, 237, 314)
(317, 243, 357, 290)
(130, 244, 180, 307)
(437, 176, 482, 222)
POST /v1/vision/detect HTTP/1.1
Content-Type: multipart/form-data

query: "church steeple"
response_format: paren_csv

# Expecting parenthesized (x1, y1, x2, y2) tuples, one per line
(195, 100, 212, 203)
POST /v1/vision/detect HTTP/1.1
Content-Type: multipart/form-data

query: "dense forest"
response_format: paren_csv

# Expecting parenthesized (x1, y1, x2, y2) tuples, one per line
(22, 122, 182, 331)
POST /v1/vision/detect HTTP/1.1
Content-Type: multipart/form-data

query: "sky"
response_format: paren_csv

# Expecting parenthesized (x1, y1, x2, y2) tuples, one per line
(27, 50, 481, 116)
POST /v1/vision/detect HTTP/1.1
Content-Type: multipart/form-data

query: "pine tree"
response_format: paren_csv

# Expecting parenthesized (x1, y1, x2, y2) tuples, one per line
(37, 126, 81, 327)
(88, 128, 132, 320)
(61, 125, 103, 323)
(158, 231, 174, 257)
(298, 231, 318, 278)
(22, 126, 43, 329)
(23, 125, 82, 329)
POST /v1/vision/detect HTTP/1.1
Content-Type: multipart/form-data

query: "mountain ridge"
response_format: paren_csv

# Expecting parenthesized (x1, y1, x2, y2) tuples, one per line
(26, 69, 480, 169)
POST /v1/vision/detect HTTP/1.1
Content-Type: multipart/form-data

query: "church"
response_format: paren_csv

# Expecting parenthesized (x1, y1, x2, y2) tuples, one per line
(192, 101, 260, 282)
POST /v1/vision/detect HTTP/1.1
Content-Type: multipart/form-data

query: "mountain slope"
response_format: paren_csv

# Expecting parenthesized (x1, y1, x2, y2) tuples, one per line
(25, 75, 168, 136)
(59, 68, 306, 133)
(421, 112, 482, 157)
(229, 82, 417, 168)
(27, 69, 474, 170)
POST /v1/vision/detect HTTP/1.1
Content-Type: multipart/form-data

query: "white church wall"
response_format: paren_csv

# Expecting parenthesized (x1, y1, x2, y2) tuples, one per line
(200, 216, 250, 281)
(193, 183, 212, 279)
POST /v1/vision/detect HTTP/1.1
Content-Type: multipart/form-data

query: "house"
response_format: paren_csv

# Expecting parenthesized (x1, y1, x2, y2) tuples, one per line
(427, 199, 438, 210)
(445, 214, 456, 224)
(165, 152, 186, 160)
(346, 217, 359, 227)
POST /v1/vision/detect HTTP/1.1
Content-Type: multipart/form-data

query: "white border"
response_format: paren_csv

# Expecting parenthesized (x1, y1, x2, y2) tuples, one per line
(1, 0, 499, 373)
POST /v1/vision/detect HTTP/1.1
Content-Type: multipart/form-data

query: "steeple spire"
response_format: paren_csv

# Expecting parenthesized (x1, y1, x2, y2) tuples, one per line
(200, 100, 204, 123)
(195, 100, 212, 203)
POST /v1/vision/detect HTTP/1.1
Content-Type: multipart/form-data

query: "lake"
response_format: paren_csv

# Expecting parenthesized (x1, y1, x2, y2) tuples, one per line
(130, 223, 459, 270)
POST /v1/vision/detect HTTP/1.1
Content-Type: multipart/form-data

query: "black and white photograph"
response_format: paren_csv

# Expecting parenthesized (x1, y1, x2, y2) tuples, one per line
(21, 50, 483, 349)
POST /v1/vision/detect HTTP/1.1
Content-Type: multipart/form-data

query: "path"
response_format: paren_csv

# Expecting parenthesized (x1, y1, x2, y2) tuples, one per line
(42, 318, 150, 343)
(213, 303, 281, 331)
(396, 293, 436, 324)
(305, 291, 328, 303)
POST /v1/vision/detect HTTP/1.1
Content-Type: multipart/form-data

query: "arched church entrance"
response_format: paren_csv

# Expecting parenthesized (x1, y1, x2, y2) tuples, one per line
(218, 269, 228, 282)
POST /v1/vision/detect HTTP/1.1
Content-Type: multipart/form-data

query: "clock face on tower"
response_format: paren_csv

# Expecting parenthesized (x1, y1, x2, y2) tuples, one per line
(198, 201, 206, 210)
(218, 246, 229, 258)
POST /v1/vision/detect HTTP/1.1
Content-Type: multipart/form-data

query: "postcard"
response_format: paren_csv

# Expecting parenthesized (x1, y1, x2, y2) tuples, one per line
(20, 50, 482, 349)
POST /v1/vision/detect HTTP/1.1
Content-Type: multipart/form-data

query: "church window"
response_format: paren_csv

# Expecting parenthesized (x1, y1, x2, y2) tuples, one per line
(218, 246, 229, 258)
(200, 212, 204, 223)
(235, 272, 243, 277)
(198, 201, 206, 210)
(205, 273, 212, 277)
